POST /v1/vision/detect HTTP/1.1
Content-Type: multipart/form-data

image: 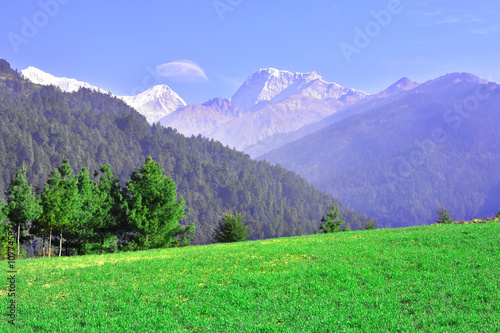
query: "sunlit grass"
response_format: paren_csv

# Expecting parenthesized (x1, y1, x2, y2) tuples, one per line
(2, 222, 500, 332)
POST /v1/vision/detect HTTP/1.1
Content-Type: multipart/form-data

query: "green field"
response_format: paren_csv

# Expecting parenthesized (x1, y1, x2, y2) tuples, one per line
(2, 222, 500, 332)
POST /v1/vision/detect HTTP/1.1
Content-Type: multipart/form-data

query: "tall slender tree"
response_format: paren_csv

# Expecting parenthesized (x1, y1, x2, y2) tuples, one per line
(125, 157, 192, 249)
(38, 158, 79, 257)
(86, 164, 124, 254)
(5, 165, 42, 259)
(70, 167, 99, 254)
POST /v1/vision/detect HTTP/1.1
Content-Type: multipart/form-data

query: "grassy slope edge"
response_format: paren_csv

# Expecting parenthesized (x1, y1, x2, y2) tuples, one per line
(1, 220, 499, 332)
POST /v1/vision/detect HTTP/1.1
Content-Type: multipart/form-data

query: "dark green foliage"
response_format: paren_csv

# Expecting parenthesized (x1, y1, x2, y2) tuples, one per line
(436, 205, 453, 224)
(125, 157, 191, 249)
(212, 211, 248, 243)
(4, 164, 42, 258)
(0, 201, 10, 259)
(0, 59, 374, 246)
(37, 158, 80, 256)
(319, 204, 348, 233)
(81, 165, 125, 254)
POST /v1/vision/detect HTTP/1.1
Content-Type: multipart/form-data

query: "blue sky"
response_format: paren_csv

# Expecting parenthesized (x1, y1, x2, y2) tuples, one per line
(1, 0, 499, 104)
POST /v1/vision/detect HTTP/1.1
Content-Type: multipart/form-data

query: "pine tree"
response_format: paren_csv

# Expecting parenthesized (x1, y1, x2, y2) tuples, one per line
(436, 205, 453, 224)
(319, 204, 348, 233)
(125, 157, 191, 250)
(212, 211, 248, 243)
(87, 164, 124, 254)
(37, 158, 79, 257)
(71, 167, 100, 254)
(5, 165, 42, 259)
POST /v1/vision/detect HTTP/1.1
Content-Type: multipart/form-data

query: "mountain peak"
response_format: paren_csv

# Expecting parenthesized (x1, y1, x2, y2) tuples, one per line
(414, 72, 492, 95)
(202, 97, 227, 107)
(119, 84, 186, 124)
(438, 72, 489, 84)
(21, 66, 105, 93)
(231, 68, 366, 110)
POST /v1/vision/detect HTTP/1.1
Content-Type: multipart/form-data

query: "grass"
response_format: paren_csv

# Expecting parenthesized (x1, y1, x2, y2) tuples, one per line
(1, 221, 500, 332)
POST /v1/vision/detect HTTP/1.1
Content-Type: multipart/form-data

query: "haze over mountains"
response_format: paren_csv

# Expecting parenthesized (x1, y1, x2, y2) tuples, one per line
(262, 72, 500, 227)
(20, 64, 500, 229)
(2, 59, 375, 245)
(22, 66, 367, 156)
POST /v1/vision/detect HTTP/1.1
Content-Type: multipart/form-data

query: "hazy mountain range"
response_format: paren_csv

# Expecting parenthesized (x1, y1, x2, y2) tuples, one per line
(20, 65, 500, 228)
(21, 67, 366, 156)
(261, 73, 500, 226)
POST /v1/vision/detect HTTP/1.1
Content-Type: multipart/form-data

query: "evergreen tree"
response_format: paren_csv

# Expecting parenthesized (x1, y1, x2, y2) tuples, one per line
(87, 165, 125, 254)
(70, 167, 100, 255)
(319, 204, 348, 233)
(212, 211, 248, 243)
(125, 157, 191, 250)
(0, 201, 6, 223)
(435, 205, 453, 224)
(37, 158, 79, 257)
(5, 165, 42, 259)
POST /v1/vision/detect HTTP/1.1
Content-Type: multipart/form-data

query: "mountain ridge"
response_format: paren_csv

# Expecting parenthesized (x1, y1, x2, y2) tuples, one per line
(261, 72, 500, 227)
(21, 66, 186, 124)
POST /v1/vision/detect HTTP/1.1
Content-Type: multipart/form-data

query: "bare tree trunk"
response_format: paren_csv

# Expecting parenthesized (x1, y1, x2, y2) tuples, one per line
(59, 229, 63, 257)
(17, 224, 20, 260)
(42, 231, 46, 258)
(48, 226, 52, 258)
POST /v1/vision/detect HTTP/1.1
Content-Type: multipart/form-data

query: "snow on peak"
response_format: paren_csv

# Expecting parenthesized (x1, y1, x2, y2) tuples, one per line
(21, 66, 186, 124)
(118, 85, 186, 124)
(231, 68, 366, 110)
(21, 66, 106, 93)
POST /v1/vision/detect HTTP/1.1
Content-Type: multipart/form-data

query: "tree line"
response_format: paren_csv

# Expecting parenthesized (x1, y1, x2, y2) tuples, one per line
(0, 59, 376, 248)
(0, 157, 194, 258)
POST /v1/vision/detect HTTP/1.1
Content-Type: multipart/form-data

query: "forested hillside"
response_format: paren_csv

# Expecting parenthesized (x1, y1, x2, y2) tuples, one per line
(0, 59, 374, 245)
(262, 73, 500, 227)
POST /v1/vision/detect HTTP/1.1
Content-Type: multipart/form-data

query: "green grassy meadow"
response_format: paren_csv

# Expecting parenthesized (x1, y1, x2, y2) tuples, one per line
(2, 222, 500, 332)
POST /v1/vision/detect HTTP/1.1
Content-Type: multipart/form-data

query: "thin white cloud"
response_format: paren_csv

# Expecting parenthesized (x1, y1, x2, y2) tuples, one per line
(411, 2, 500, 34)
(156, 60, 208, 81)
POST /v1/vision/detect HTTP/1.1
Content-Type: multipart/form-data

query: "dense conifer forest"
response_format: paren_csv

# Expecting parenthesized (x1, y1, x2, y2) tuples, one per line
(0, 59, 375, 252)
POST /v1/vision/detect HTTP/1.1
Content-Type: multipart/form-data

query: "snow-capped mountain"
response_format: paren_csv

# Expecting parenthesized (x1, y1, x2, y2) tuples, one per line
(159, 68, 367, 155)
(230, 68, 367, 111)
(21, 66, 106, 93)
(120, 85, 186, 124)
(21, 67, 185, 124)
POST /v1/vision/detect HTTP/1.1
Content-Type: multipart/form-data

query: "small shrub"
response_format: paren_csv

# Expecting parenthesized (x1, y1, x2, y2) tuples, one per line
(319, 204, 348, 233)
(212, 211, 248, 243)
(436, 205, 453, 224)
(363, 219, 378, 230)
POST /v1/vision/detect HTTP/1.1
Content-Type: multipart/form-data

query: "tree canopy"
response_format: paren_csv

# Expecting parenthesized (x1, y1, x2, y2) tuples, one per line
(212, 211, 248, 243)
